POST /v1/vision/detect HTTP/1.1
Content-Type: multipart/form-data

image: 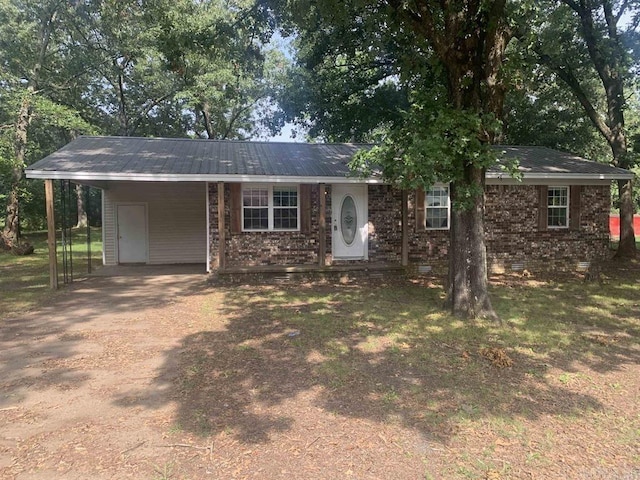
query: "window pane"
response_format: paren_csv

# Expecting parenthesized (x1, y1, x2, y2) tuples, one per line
(427, 186, 449, 207)
(243, 188, 268, 207)
(426, 207, 449, 228)
(274, 207, 298, 229)
(243, 207, 268, 230)
(548, 207, 568, 227)
(426, 186, 449, 229)
(547, 188, 568, 207)
(273, 187, 298, 207)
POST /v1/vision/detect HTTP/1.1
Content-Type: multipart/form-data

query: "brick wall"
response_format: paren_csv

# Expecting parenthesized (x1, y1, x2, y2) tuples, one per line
(209, 183, 611, 272)
(210, 183, 321, 268)
(484, 184, 611, 271)
(405, 184, 611, 272)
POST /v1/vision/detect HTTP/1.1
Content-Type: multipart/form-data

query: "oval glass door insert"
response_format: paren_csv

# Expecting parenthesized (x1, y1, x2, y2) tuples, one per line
(340, 195, 357, 245)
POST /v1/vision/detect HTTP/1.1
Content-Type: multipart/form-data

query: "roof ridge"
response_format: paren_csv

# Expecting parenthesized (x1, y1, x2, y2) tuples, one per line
(76, 135, 374, 147)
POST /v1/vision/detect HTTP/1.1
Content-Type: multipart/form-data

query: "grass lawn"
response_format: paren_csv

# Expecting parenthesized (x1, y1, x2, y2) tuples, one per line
(168, 260, 640, 478)
(1, 236, 638, 478)
(0, 228, 102, 318)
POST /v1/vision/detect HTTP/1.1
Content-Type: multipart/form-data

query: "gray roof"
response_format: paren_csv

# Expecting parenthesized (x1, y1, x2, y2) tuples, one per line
(495, 145, 632, 178)
(26, 135, 633, 183)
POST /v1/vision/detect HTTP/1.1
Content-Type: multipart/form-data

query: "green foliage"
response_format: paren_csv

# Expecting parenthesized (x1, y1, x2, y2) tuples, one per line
(145, 0, 280, 139)
(0, 0, 282, 231)
(268, 0, 420, 141)
(351, 93, 504, 210)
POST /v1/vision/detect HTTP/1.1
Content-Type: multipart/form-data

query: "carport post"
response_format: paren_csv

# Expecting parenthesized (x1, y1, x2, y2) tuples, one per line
(45, 179, 58, 289)
(401, 189, 409, 267)
(218, 181, 226, 270)
(318, 183, 326, 267)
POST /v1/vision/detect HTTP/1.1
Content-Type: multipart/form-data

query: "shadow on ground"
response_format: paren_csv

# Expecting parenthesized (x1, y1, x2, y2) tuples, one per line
(116, 263, 640, 446)
(0, 269, 209, 406)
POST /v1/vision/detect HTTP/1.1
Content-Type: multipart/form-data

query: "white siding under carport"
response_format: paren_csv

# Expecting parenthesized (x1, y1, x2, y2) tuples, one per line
(102, 181, 207, 265)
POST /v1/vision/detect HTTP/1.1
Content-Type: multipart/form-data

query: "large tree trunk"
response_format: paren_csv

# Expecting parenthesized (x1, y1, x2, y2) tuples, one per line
(447, 166, 498, 320)
(2, 90, 33, 248)
(616, 178, 636, 257)
(2, 6, 57, 248)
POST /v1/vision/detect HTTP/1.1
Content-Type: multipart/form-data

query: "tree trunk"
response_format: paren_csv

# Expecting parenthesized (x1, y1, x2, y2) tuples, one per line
(611, 143, 636, 258)
(117, 70, 129, 135)
(2, 93, 32, 248)
(201, 102, 215, 139)
(2, 6, 57, 247)
(447, 166, 498, 320)
(76, 184, 88, 228)
(616, 178, 636, 258)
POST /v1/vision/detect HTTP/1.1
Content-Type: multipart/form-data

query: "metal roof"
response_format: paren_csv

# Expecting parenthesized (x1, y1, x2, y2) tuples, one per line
(26, 136, 633, 183)
(494, 145, 633, 179)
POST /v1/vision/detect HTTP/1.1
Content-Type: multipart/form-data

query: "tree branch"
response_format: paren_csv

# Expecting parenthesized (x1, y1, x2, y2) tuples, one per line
(536, 48, 613, 143)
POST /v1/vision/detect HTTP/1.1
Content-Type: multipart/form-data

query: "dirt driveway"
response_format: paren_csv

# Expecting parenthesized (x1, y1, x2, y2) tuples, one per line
(0, 271, 431, 480)
(0, 271, 209, 478)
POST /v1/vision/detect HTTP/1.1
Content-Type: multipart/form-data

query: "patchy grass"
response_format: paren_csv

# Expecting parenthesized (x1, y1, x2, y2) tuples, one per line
(1, 247, 638, 478)
(0, 228, 102, 318)
(172, 261, 640, 478)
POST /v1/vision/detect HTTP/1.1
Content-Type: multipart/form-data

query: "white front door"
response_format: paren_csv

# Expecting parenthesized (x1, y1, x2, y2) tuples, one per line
(332, 184, 368, 260)
(117, 204, 148, 263)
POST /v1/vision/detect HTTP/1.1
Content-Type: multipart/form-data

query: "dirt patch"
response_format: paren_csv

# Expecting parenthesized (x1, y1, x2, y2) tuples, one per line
(1, 266, 639, 479)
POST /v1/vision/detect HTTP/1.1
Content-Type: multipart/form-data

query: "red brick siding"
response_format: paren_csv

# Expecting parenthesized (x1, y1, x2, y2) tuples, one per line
(484, 185, 611, 271)
(366, 185, 403, 263)
(211, 183, 321, 268)
(209, 183, 611, 272)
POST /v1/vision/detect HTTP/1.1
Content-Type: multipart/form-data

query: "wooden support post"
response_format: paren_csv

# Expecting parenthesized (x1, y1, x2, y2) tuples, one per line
(318, 183, 326, 267)
(217, 182, 226, 271)
(45, 179, 58, 289)
(401, 189, 409, 267)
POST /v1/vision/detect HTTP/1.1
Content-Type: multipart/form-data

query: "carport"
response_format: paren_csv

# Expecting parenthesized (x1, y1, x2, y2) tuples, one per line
(27, 137, 211, 288)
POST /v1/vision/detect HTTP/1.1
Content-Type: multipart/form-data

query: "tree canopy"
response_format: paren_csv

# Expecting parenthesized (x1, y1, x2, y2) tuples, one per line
(0, 0, 283, 245)
(269, 0, 639, 316)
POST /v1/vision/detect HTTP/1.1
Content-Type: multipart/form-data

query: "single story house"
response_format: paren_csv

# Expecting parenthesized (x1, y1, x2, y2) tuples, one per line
(26, 135, 633, 280)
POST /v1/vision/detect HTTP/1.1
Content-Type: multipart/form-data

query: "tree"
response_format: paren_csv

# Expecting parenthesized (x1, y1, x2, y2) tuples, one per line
(502, 53, 612, 160)
(270, 3, 411, 142)
(0, 0, 91, 248)
(273, 0, 512, 319)
(68, 0, 187, 137)
(149, 0, 279, 139)
(525, 0, 639, 257)
(1, 0, 283, 235)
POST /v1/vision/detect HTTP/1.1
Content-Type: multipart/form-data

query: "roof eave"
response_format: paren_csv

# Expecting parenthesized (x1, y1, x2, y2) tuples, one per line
(25, 170, 385, 184)
(487, 172, 634, 182)
(26, 170, 634, 184)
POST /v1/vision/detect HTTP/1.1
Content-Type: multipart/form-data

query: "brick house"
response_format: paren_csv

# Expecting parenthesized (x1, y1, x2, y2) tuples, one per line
(26, 136, 633, 278)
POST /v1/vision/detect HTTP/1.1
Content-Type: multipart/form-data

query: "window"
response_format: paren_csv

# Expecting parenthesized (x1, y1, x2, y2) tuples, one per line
(426, 186, 450, 229)
(547, 186, 569, 228)
(242, 185, 299, 231)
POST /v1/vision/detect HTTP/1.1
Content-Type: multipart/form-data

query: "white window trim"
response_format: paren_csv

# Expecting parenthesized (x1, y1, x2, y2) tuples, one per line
(241, 184, 300, 232)
(547, 186, 570, 229)
(425, 184, 451, 231)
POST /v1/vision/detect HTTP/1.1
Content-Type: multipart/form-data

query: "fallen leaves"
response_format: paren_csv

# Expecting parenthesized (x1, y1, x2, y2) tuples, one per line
(479, 347, 513, 368)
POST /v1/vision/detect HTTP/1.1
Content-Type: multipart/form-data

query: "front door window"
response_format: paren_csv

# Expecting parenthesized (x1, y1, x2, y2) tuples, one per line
(340, 195, 357, 245)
